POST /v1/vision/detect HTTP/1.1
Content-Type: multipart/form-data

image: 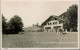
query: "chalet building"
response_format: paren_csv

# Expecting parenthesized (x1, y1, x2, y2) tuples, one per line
(41, 15, 64, 32)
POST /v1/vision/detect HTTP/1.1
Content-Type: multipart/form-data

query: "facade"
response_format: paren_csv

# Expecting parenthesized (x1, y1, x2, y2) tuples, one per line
(41, 15, 64, 32)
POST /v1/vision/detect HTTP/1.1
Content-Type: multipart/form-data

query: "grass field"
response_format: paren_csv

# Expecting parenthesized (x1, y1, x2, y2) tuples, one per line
(2, 32, 78, 48)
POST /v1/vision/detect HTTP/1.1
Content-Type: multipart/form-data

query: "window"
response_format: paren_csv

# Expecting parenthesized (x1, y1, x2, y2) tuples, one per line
(59, 21, 62, 24)
(53, 22, 57, 25)
(48, 23, 52, 25)
(53, 22, 54, 25)
(45, 27, 51, 29)
(50, 23, 51, 25)
(55, 18, 57, 20)
(53, 18, 54, 20)
(55, 22, 57, 24)
(48, 23, 49, 25)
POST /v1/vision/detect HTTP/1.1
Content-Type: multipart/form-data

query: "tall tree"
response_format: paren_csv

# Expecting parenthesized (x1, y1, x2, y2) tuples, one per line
(2, 14, 7, 34)
(61, 4, 78, 31)
(67, 4, 78, 31)
(9, 15, 24, 34)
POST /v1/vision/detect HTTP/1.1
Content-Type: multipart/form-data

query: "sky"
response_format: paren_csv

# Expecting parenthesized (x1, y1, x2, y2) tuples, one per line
(1, 0, 78, 27)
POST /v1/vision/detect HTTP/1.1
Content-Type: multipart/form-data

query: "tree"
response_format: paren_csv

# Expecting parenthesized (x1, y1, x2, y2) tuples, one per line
(2, 14, 7, 34)
(36, 23, 39, 26)
(9, 15, 23, 34)
(61, 4, 78, 31)
(67, 4, 78, 31)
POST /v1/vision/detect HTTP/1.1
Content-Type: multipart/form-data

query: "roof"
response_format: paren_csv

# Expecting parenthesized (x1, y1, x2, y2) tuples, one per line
(25, 26, 42, 31)
(41, 15, 64, 26)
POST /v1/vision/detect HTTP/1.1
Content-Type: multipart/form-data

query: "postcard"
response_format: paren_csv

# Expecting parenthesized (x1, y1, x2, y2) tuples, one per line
(1, 0, 79, 50)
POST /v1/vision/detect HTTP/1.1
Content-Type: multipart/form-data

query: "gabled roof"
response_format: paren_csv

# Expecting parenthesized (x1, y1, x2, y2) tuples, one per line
(41, 15, 64, 26)
(26, 26, 42, 31)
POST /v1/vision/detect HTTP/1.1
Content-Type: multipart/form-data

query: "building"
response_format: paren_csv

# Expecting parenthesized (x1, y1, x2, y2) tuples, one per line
(41, 15, 64, 32)
(25, 25, 42, 32)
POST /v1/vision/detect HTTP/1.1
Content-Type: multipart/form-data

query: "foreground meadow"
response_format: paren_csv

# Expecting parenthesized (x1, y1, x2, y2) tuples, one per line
(2, 32, 78, 48)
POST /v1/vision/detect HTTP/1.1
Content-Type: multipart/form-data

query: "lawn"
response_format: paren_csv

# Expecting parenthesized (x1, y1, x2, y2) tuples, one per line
(2, 32, 78, 48)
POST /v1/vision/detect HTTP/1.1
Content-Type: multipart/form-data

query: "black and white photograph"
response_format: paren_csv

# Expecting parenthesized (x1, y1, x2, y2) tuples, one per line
(1, 0, 78, 48)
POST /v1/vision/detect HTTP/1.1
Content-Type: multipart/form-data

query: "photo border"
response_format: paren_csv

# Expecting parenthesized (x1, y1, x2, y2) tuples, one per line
(0, 0, 80, 50)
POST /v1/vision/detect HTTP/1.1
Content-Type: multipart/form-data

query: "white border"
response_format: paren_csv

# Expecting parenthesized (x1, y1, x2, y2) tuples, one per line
(1, 0, 79, 50)
(1, 0, 79, 2)
(0, 0, 1, 49)
(78, 0, 79, 49)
